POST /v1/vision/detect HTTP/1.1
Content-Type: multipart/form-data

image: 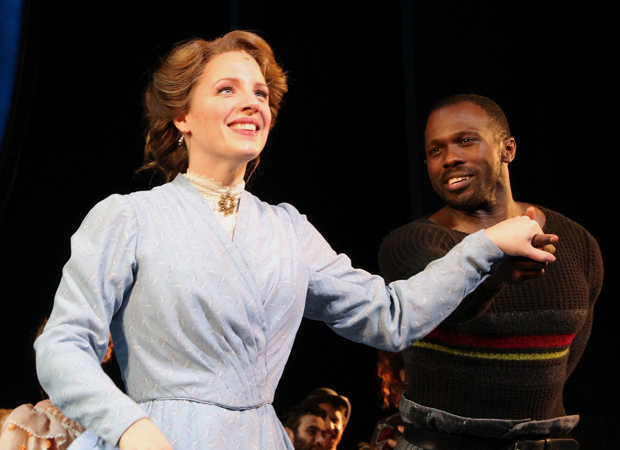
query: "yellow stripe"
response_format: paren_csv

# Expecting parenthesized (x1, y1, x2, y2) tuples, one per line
(414, 342, 569, 361)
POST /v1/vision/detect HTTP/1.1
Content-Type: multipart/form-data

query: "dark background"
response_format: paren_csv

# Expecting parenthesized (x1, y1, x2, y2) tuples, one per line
(0, 1, 614, 448)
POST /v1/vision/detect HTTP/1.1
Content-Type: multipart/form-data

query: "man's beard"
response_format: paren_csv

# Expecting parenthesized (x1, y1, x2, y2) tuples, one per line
(435, 163, 503, 212)
(293, 435, 321, 450)
(441, 181, 496, 211)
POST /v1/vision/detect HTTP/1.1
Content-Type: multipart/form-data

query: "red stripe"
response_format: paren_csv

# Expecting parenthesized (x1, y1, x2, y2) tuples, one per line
(426, 328, 576, 349)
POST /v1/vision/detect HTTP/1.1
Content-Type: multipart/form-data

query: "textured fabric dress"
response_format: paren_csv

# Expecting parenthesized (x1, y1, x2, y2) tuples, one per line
(35, 175, 505, 450)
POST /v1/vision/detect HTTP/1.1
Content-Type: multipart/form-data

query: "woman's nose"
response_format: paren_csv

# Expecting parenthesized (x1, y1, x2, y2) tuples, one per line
(240, 90, 260, 113)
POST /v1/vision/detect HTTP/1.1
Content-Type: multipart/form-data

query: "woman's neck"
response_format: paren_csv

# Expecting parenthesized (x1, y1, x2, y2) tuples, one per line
(187, 160, 246, 187)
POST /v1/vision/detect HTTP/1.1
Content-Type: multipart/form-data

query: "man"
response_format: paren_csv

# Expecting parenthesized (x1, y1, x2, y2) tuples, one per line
(301, 388, 351, 450)
(379, 94, 603, 449)
(280, 405, 329, 450)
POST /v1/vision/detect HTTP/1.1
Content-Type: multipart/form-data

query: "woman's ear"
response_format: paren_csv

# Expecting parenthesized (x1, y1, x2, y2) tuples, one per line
(501, 137, 517, 163)
(173, 115, 189, 134)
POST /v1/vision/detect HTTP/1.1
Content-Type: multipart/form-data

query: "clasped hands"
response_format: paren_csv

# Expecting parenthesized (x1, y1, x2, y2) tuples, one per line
(483, 207, 558, 288)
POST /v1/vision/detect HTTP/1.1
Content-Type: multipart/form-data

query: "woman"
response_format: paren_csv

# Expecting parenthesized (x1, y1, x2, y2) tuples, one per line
(34, 31, 555, 450)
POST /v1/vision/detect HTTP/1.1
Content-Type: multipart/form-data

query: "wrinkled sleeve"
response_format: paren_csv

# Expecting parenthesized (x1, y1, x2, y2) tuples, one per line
(282, 205, 506, 351)
(378, 221, 503, 324)
(34, 195, 148, 446)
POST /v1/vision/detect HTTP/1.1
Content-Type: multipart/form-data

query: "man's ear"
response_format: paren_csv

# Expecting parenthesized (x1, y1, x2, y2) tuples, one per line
(284, 427, 295, 442)
(501, 137, 516, 163)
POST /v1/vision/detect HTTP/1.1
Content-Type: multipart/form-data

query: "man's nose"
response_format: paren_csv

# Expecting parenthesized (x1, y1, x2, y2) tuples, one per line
(443, 144, 465, 168)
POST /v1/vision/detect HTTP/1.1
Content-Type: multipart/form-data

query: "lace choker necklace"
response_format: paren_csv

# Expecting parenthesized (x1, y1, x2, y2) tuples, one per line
(184, 171, 245, 216)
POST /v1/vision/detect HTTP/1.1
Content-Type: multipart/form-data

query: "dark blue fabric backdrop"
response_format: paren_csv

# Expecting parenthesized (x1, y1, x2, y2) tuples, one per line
(0, 0, 22, 150)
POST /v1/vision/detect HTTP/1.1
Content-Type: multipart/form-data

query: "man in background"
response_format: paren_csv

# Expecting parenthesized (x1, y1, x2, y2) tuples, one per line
(379, 94, 603, 449)
(301, 388, 351, 450)
(280, 405, 329, 450)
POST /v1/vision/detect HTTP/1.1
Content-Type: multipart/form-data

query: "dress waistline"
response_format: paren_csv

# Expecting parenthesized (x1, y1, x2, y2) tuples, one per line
(136, 397, 272, 411)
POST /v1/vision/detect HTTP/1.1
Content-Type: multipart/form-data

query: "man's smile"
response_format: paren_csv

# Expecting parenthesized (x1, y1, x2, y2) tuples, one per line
(447, 175, 472, 186)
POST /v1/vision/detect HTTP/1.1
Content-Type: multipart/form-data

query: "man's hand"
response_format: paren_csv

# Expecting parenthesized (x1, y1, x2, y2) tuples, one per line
(484, 207, 558, 263)
(484, 256, 550, 289)
(484, 208, 558, 289)
(119, 418, 173, 450)
(526, 207, 558, 254)
(531, 234, 558, 253)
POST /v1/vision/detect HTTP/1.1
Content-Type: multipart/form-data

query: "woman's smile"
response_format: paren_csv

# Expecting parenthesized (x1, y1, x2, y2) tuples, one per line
(175, 51, 271, 184)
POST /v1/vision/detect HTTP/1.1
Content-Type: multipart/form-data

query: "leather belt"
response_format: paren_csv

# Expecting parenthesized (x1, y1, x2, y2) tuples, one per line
(403, 425, 579, 450)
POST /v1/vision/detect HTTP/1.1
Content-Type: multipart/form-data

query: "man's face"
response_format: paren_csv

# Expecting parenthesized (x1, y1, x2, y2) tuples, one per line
(293, 414, 328, 450)
(317, 403, 346, 450)
(424, 102, 507, 212)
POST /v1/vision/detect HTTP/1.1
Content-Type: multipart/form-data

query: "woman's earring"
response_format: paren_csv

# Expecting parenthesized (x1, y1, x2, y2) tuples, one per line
(178, 135, 184, 146)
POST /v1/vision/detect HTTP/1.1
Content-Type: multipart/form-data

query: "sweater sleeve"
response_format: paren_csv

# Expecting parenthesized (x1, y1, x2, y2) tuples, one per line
(378, 220, 503, 324)
(281, 205, 506, 351)
(564, 226, 604, 379)
(34, 195, 148, 446)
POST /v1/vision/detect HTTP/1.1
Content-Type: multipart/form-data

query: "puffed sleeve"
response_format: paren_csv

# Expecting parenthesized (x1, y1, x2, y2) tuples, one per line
(34, 195, 148, 446)
(281, 205, 506, 351)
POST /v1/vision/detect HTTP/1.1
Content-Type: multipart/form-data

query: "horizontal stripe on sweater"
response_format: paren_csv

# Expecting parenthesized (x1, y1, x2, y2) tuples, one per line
(424, 328, 576, 349)
(413, 341, 570, 361)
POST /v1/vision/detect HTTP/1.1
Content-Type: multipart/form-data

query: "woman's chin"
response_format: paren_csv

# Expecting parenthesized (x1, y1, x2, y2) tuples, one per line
(235, 146, 264, 163)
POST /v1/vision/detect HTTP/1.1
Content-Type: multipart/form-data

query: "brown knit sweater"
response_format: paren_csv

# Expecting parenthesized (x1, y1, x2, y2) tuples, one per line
(378, 207, 603, 420)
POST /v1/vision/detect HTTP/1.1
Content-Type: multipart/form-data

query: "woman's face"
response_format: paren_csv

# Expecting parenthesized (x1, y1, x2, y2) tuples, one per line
(177, 51, 271, 173)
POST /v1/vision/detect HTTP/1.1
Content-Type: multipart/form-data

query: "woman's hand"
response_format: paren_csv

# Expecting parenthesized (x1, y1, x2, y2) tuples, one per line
(119, 418, 173, 450)
(484, 207, 558, 263)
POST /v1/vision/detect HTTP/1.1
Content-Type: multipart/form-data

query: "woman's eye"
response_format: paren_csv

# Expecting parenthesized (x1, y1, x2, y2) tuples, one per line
(217, 86, 233, 94)
(255, 89, 269, 99)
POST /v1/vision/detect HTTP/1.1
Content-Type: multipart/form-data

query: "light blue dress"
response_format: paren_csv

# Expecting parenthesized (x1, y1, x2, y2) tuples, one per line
(34, 175, 504, 449)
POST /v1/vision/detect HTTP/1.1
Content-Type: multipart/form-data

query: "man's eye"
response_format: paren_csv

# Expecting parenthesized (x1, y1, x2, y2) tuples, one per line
(461, 138, 474, 144)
